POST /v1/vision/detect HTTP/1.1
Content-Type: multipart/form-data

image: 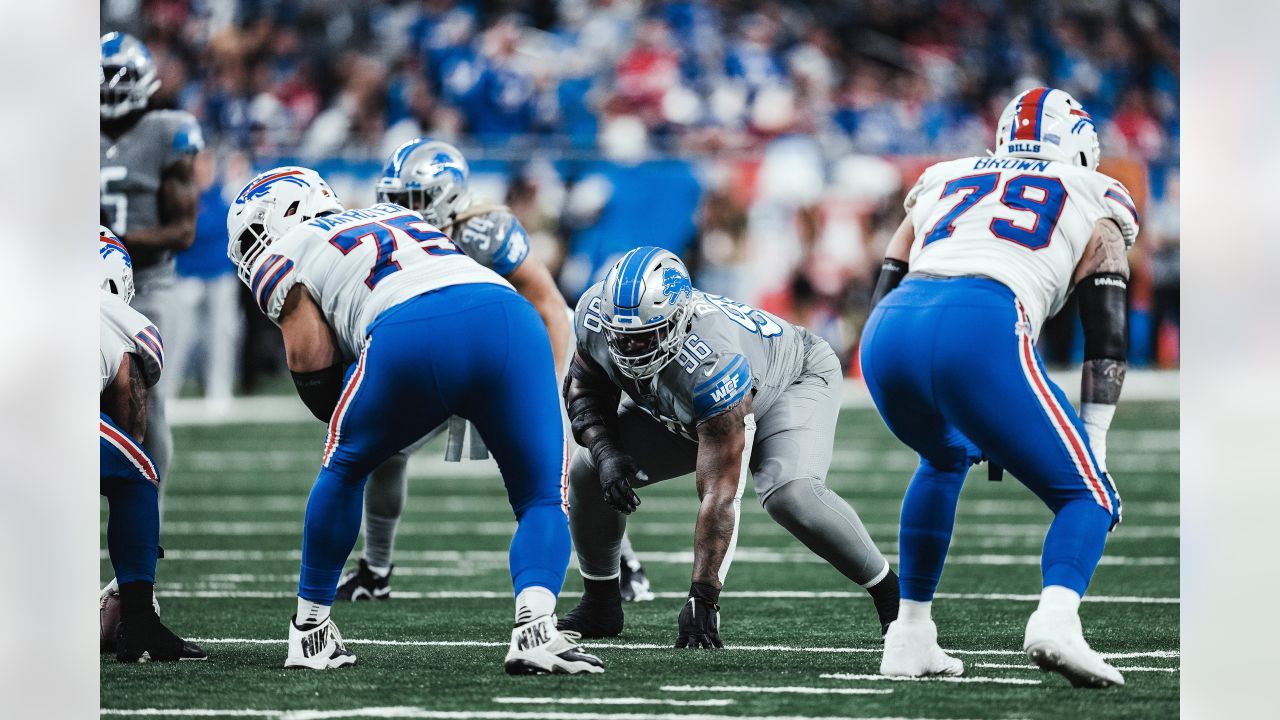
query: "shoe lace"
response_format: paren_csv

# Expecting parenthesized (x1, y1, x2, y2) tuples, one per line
(559, 629, 583, 645)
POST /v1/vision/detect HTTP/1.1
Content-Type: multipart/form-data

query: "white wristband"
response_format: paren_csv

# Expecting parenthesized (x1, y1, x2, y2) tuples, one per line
(1079, 402, 1116, 472)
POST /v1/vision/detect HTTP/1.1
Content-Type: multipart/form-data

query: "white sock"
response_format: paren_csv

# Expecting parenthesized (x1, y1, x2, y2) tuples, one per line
(367, 564, 391, 578)
(899, 599, 932, 623)
(1038, 585, 1082, 614)
(514, 586, 557, 625)
(296, 597, 331, 627)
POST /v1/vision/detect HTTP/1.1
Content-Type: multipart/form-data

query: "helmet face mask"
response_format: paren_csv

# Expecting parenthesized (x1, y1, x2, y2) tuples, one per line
(377, 138, 471, 227)
(100, 33, 160, 120)
(600, 248, 695, 380)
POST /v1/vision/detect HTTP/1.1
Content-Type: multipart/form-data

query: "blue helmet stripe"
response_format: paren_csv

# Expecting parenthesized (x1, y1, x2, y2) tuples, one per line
(101, 33, 126, 56)
(614, 246, 663, 310)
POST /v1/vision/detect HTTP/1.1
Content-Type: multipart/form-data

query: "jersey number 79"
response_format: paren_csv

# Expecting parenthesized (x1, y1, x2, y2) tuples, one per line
(923, 172, 1067, 250)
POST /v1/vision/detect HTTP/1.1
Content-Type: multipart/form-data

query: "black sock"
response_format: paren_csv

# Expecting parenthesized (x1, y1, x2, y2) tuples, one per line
(867, 568, 900, 624)
(583, 577, 622, 602)
(119, 581, 157, 622)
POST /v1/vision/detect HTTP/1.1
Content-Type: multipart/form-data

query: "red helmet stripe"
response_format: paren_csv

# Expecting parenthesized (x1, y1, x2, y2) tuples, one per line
(1014, 87, 1050, 141)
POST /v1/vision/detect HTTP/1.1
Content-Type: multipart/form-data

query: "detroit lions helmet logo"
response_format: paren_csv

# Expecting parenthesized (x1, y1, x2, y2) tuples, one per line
(661, 266, 692, 303)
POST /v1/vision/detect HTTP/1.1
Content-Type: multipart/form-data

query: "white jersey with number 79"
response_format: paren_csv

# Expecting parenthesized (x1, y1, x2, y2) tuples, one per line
(903, 156, 1140, 336)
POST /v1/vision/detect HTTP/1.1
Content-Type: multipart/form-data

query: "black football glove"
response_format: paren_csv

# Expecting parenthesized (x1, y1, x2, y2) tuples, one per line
(593, 443, 646, 514)
(675, 582, 723, 649)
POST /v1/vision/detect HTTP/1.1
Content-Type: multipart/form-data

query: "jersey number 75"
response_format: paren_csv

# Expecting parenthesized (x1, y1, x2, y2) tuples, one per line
(328, 215, 461, 290)
(923, 173, 1067, 250)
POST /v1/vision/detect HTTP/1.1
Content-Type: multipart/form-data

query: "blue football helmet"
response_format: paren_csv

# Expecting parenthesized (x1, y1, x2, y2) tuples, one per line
(100, 32, 160, 119)
(599, 247, 695, 379)
(376, 138, 472, 227)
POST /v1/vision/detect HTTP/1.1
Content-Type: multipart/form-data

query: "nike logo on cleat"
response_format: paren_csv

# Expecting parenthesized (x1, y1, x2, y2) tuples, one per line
(516, 623, 551, 651)
(301, 625, 329, 658)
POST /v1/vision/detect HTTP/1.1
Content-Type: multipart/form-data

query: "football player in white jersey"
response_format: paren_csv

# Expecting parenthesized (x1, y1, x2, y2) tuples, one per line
(333, 138, 653, 604)
(227, 167, 602, 674)
(99, 227, 205, 662)
(861, 87, 1137, 688)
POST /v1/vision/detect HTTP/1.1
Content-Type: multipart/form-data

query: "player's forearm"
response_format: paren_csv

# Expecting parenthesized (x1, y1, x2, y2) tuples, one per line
(691, 404, 751, 588)
(123, 220, 196, 251)
(102, 354, 148, 438)
(564, 353, 621, 450)
(510, 260, 573, 375)
(1075, 219, 1130, 470)
(870, 217, 914, 309)
(690, 493, 738, 588)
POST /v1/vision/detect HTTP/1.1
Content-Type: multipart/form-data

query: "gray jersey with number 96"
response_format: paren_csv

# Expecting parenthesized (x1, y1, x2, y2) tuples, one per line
(575, 283, 812, 441)
(100, 109, 204, 278)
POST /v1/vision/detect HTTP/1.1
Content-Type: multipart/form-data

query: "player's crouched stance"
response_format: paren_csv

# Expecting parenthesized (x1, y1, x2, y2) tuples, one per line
(863, 88, 1135, 688)
(226, 167, 600, 674)
(99, 227, 205, 662)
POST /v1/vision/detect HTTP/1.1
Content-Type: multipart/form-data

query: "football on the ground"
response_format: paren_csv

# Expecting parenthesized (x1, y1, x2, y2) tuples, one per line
(100, 587, 121, 653)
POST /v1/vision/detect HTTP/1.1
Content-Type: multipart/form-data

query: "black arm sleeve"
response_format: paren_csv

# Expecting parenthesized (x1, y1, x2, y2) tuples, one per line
(292, 363, 346, 422)
(1076, 273, 1128, 361)
(563, 352, 621, 448)
(870, 258, 909, 310)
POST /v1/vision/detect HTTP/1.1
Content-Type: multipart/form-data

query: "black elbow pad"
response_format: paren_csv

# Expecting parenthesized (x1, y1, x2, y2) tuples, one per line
(1076, 273, 1128, 361)
(871, 258, 908, 309)
(292, 363, 345, 422)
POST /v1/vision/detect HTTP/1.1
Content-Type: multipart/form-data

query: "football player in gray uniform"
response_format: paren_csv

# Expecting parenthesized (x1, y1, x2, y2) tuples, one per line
(560, 247, 900, 648)
(333, 138, 653, 602)
(100, 32, 204, 485)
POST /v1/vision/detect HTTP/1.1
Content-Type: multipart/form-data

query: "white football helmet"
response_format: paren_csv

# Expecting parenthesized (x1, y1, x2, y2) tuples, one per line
(598, 247, 695, 380)
(375, 137, 472, 227)
(994, 87, 1100, 170)
(100, 32, 160, 120)
(100, 225, 135, 303)
(226, 166, 343, 285)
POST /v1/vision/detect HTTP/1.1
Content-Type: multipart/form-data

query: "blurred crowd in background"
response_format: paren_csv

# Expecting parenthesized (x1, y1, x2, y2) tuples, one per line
(102, 0, 1180, 400)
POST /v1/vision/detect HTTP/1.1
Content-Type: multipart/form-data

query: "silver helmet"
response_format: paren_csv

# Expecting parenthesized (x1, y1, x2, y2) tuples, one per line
(100, 32, 160, 119)
(599, 247, 695, 380)
(376, 137, 472, 227)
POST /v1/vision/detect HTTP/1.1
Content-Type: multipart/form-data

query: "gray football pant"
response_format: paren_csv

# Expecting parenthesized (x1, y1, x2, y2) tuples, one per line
(130, 276, 174, 499)
(568, 342, 889, 587)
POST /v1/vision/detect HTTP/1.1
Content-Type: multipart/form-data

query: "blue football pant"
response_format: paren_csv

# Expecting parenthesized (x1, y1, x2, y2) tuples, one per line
(860, 276, 1121, 601)
(298, 284, 570, 605)
(99, 413, 161, 585)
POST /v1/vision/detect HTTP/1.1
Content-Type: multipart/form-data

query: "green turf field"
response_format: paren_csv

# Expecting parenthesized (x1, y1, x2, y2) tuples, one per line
(101, 400, 1178, 719)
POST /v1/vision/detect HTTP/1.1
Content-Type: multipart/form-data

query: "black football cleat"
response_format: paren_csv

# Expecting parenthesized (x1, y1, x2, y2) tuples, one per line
(115, 613, 207, 663)
(557, 578, 624, 638)
(335, 559, 392, 601)
(619, 558, 654, 602)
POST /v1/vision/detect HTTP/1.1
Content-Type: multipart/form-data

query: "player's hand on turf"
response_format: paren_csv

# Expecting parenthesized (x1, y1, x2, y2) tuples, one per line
(675, 592, 723, 649)
(596, 447, 645, 514)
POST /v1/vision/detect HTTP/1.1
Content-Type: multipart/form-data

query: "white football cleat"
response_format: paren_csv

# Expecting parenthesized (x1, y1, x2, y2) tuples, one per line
(504, 615, 605, 675)
(879, 619, 964, 677)
(284, 615, 357, 670)
(1024, 608, 1124, 688)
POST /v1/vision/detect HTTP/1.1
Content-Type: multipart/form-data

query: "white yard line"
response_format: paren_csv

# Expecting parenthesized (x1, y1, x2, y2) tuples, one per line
(184, 637, 1178, 661)
(818, 674, 1040, 686)
(156, 495, 1180, 519)
(492, 698, 733, 708)
(659, 686, 890, 696)
(167, 371, 1177, 426)
(110, 547, 1179, 566)
(973, 662, 1178, 673)
(103, 709, 988, 720)
(139, 521, 1179, 541)
(158, 589, 1179, 605)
